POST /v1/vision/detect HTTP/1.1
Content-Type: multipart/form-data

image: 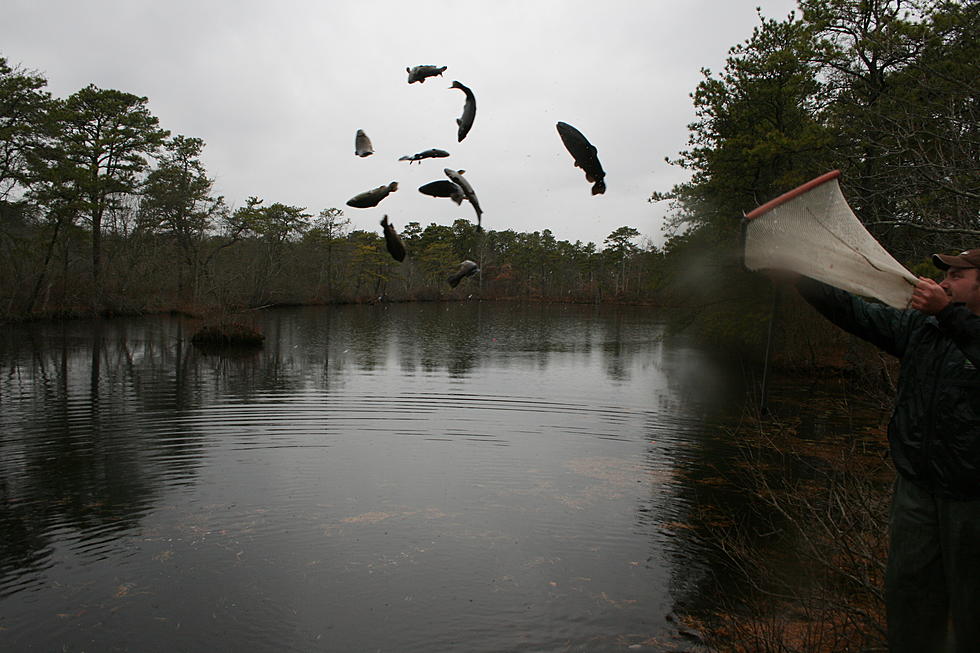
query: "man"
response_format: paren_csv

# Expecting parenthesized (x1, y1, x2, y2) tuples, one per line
(792, 249, 980, 652)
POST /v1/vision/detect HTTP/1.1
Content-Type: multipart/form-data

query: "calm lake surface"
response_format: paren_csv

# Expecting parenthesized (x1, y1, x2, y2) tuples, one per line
(1, 301, 750, 652)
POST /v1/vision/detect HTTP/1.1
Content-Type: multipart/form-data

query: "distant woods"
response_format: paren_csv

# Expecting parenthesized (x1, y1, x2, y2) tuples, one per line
(0, 61, 661, 320)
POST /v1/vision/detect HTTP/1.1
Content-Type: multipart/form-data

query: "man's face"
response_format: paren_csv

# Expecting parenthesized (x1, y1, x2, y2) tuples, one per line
(940, 267, 980, 314)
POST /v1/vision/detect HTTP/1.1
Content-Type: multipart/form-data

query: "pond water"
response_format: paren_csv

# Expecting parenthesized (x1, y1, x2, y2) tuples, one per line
(1, 301, 750, 652)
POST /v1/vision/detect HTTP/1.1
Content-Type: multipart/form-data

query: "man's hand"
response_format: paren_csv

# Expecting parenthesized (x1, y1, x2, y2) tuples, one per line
(910, 277, 950, 314)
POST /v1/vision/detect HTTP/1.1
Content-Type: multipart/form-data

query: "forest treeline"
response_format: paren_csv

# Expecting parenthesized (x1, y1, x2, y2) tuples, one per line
(0, 59, 664, 320)
(1, 0, 977, 333)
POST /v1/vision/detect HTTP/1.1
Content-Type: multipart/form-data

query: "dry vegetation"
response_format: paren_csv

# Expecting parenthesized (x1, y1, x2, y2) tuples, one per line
(688, 331, 896, 652)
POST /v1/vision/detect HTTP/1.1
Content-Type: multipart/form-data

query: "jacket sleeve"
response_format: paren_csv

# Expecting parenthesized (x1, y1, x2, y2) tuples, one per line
(935, 303, 980, 368)
(796, 276, 913, 358)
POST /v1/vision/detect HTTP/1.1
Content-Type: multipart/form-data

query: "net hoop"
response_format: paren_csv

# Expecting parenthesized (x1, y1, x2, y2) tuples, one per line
(744, 170, 841, 221)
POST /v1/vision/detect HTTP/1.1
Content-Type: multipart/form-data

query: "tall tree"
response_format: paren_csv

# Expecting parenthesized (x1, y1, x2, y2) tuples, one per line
(141, 135, 228, 300)
(604, 226, 641, 295)
(51, 84, 168, 306)
(812, 0, 980, 257)
(0, 57, 50, 201)
(653, 9, 831, 240)
(0, 58, 53, 314)
(802, 0, 933, 244)
(303, 207, 350, 300)
(233, 197, 311, 304)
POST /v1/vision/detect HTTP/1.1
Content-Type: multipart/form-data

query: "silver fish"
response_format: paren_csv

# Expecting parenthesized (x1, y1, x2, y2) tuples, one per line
(380, 215, 406, 262)
(450, 81, 476, 142)
(556, 122, 605, 195)
(444, 168, 482, 231)
(354, 129, 374, 157)
(346, 182, 399, 209)
(407, 65, 447, 84)
(398, 148, 450, 164)
(418, 180, 464, 205)
(447, 260, 479, 288)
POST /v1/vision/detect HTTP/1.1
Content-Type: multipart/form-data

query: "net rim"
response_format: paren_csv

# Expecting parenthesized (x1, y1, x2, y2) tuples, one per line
(744, 170, 841, 221)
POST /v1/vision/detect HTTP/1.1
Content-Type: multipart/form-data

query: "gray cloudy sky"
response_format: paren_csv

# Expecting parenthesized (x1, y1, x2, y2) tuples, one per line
(3, 0, 798, 248)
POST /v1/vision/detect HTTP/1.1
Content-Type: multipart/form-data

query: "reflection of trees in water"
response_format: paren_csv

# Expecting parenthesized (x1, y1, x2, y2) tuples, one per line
(0, 318, 215, 591)
(241, 302, 676, 384)
(0, 303, 687, 593)
(624, 334, 750, 618)
(0, 477, 53, 597)
(602, 311, 630, 382)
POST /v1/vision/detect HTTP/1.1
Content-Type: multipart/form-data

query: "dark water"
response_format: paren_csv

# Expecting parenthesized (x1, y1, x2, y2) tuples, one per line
(1, 302, 743, 652)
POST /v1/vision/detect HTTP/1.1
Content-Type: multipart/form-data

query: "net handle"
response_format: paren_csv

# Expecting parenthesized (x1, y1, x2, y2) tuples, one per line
(744, 170, 841, 220)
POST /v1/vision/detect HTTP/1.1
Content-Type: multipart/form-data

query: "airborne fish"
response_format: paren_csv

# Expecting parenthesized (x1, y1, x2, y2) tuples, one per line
(418, 180, 464, 205)
(447, 260, 479, 288)
(556, 121, 606, 195)
(354, 129, 374, 157)
(398, 148, 450, 164)
(380, 215, 406, 262)
(346, 182, 399, 209)
(407, 65, 447, 84)
(444, 168, 483, 231)
(450, 81, 476, 142)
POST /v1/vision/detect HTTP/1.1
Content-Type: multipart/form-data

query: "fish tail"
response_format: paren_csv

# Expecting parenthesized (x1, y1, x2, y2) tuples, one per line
(591, 180, 606, 195)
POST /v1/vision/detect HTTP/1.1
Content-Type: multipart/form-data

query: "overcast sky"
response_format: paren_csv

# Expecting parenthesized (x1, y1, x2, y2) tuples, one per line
(2, 0, 799, 248)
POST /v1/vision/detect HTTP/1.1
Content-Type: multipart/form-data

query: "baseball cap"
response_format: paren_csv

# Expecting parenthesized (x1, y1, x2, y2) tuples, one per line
(932, 249, 980, 270)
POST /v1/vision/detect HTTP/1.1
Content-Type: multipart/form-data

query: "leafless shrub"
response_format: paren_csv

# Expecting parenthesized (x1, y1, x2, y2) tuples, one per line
(698, 403, 891, 652)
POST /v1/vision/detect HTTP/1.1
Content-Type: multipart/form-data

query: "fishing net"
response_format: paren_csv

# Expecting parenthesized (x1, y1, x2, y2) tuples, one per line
(744, 170, 918, 308)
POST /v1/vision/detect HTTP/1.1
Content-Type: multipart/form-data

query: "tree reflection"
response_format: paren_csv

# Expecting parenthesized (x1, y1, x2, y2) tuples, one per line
(1, 303, 687, 597)
(0, 318, 211, 590)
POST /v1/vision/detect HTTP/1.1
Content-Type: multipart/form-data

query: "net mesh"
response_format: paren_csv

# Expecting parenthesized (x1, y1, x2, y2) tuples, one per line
(744, 171, 918, 309)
